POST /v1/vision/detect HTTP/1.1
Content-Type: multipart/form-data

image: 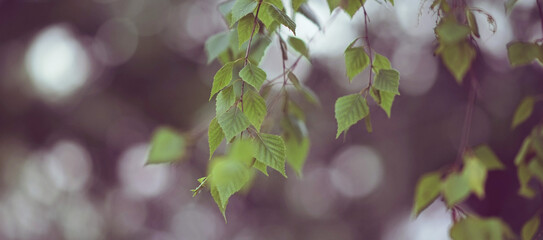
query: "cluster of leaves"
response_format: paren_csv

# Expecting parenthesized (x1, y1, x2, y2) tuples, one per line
(412, 145, 505, 216)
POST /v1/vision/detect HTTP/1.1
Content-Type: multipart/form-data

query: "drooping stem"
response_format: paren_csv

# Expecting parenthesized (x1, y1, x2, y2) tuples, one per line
(362, 4, 374, 91)
(455, 72, 477, 163)
(240, 0, 264, 138)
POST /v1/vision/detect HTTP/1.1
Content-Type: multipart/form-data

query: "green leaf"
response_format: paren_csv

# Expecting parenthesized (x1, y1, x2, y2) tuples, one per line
(255, 133, 287, 177)
(507, 42, 541, 67)
(335, 93, 370, 138)
(217, 107, 251, 141)
(285, 136, 309, 177)
(210, 62, 235, 100)
(516, 137, 532, 165)
(374, 69, 400, 94)
(528, 158, 543, 182)
(147, 127, 186, 164)
(231, 0, 258, 27)
(370, 88, 396, 118)
(216, 86, 236, 116)
(450, 216, 514, 240)
(228, 139, 257, 164)
(442, 173, 470, 207)
(436, 19, 470, 44)
(412, 171, 442, 217)
(466, 9, 480, 38)
(344, 41, 370, 82)
(208, 157, 252, 221)
(239, 62, 267, 90)
(522, 213, 540, 240)
(462, 157, 488, 198)
(267, 4, 296, 34)
(248, 35, 272, 65)
(505, 0, 518, 15)
(208, 118, 225, 160)
(205, 31, 234, 64)
(512, 96, 535, 129)
(327, 0, 340, 12)
(518, 163, 535, 198)
(288, 72, 320, 106)
(264, 0, 284, 9)
(439, 41, 476, 84)
(342, 0, 362, 18)
(288, 36, 310, 60)
(373, 53, 391, 73)
(218, 0, 236, 26)
(253, 160, 269, 176)
(292, 0, 306, 11)
(472, 145, 505, 170)
(298, 4, 322, 29)
(364, 111, 372, 133)
(243, 89, 267, 131)
(238, 14, 260, 48)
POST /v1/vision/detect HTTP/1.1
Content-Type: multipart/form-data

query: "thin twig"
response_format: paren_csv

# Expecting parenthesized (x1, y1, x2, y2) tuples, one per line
(455, 72, 477, 163)
(361, 4, 374, 97)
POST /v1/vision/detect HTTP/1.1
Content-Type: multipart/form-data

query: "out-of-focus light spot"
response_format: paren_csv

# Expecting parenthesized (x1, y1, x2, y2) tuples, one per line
(185, 1, 227, 45)
(118, 144, 170, 198)
(393, 43, 437, 96)
(20, 156, 59, 204)
(382, 201, 451, 240)
(0, 192, 51, 239)
(131, 0, 171, 36)
(93, 18, 138, 66)
(395, 1, 436, 39)
(57, 196, 104, 240)
(330, 145, 383, 198)
(170, 204, 223, 240)
(44, 140, 92, 192)
(25, 25, 91, 101)
(473, 2, 513, 63)
(105, 191, 147, 236)
(286, 166, 339, 219)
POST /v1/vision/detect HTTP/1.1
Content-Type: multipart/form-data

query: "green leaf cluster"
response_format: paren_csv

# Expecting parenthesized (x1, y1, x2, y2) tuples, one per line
(412, 145, 505, 216)
(507, 41, 543, 67)
(514, 126, 543, 198)
(450, 216, 515, 240)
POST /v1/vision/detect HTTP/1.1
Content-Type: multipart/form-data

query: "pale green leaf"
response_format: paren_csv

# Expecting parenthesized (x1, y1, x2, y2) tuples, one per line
(507, 42, 541, 67)
(288, 36, 310, 60)
(257, 4, 275, 29)
(342, 0, 362, 18)
(450, 216, 514, 240)
(436, 19, 470, 44)
(462, 157, 487, 198)
(238, 14, 260, 48)
(239, 62, 267, 90)
(505, 0, 518, 15)
(374, 69, 400, 94)
(210, 62, 235, 100)
(253, 160, 269, 176)
(208, 118, 225, 160)
(228, 139, 257, 165)
(231, 0, 258, 27)
(205, 31, 234, 64)
(292, 0, 306, 11)
(373, 53, 391, 73)
(512, 96, 535, 129)
(412, 171, 442, 217)
(217, 107, 251, 141)
(344, 42, 370, 82)
(243, 89, 267, 131)
(210, 185, 227, 221)
(442, 173, 470, 207)
(285, 136, 309, 177)
(522, 213, 540, 240)
(264, 0, 283, 9)
(298, 4, 322, 29)
(439, 41, 476, 84)
(267, 4, 296, 34)
(528, 158, 543, 182)
(255, 133, 287, 177)
(216, 86, 236, 116)
(335, 93, 370, 138)
(370, 88, 395, 118)
(466, 9, 480, 38)
(472, 145, 505, 170)
(326, 0, 340, 12)
(208, 157, 252, 221)
(515, 137, 532, 165)
(248, 35, 272, 65)
(364, 111, 372, 133)
(147, 127, 186, 164)
(518, 163, 535, 198)
(218, 0, 236, 26)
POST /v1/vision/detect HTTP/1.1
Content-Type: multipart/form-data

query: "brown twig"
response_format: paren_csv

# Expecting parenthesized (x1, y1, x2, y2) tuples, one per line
(361, 4, 374, 98)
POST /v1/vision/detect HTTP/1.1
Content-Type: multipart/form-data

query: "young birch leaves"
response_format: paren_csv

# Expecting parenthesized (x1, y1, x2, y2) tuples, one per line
(344, 40, 370, 82)
(335, 94, 370, 138)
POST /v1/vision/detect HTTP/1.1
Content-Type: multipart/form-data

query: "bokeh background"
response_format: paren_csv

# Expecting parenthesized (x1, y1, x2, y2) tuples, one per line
(1, 0, 543, 239)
